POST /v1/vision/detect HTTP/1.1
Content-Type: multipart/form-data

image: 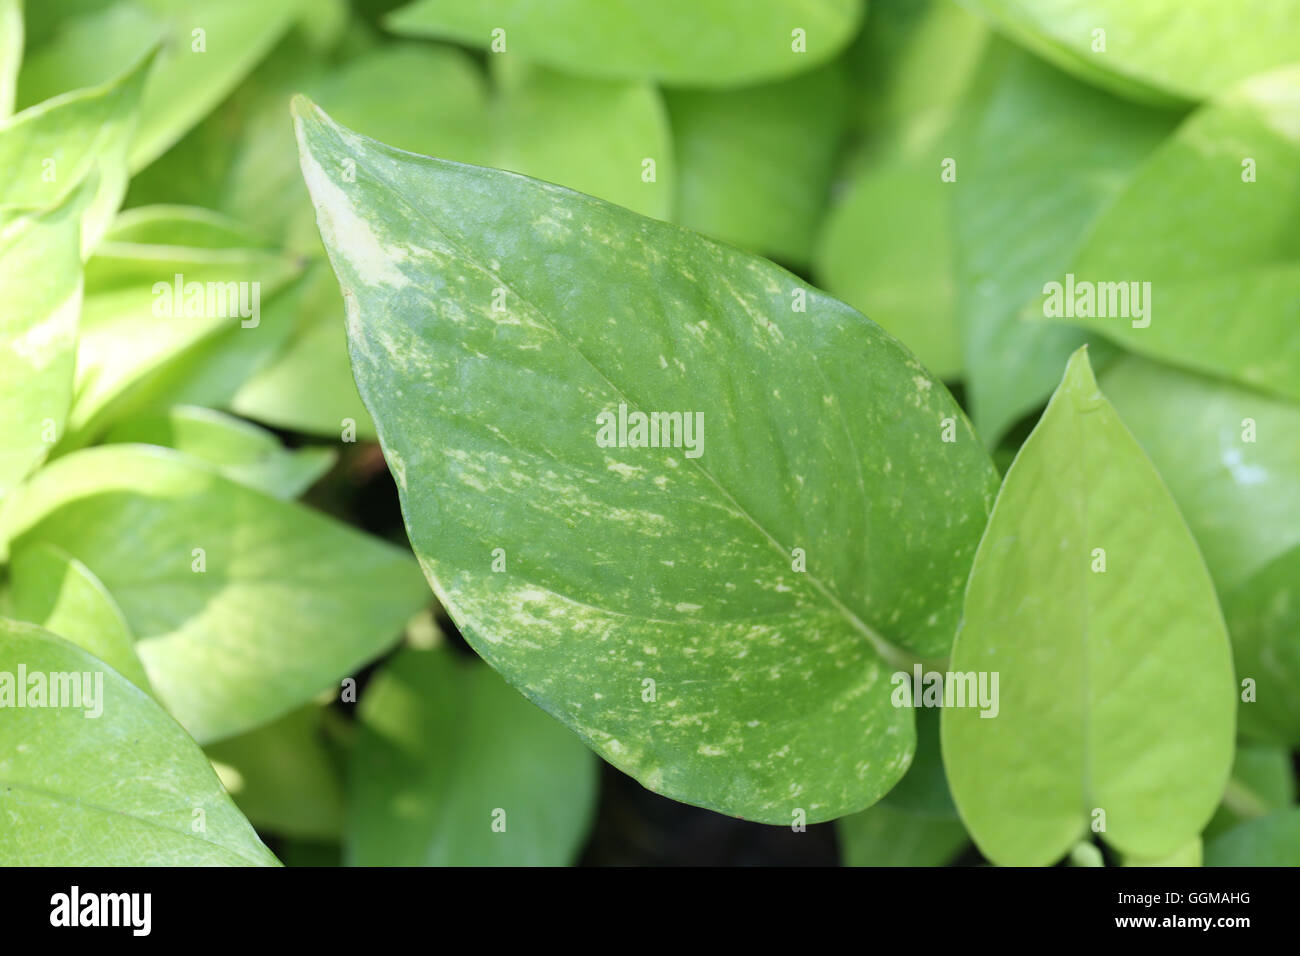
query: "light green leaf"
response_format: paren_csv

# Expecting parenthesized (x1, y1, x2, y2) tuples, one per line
(207, 705, 344, 841)
(0, 0, 19, 119)
(957, 0, 1300, 103)
(493, 59, 672, 220)
(953, 45, 1176, 444)
(1206, 743, 1295, 839)
(0, 619, 278, 865)
(386, 0, 863, 87)
(1122, 837, 1202, 867)
(1205, 808, 1300, 866)
(102, 405, 335, 499)
(942, 348, 1236, 866)
(1, 444, 430, 743)
(666, 61, 846, 263)
(348, 645, 596, 865)
(1223, 546, 1300, 747)
(65, 207, 299, 444)
(1036, 68, 1300, 403)
(838, 803, 969, 866)
(8, 541, 154, 695)
(17, 0, 301, 171)
(1101, 356, 1300, 595)
(0, 198, 81, 502)
(294, 99, 1000, 822)
(816, 0, 988, 379)
(1, 52, 150, 255)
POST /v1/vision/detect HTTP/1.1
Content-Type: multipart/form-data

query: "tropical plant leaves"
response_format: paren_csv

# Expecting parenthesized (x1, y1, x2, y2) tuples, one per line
(942, 348, 1236, 866)
(1205, 743, 1295, 839)
(0, 619, 278, 865)
(1035, 68, 1300, 403)
(0, 444, 430, 743)
(957, 0, 1300, 104)
(0, 197, 82, 502)
(838, 802, 969, 866)
(1223, 546, 1300, 747)
(952, 44, 1177, 444)
(348, 645, 597, 865)
(0, 51, 150, 255)
(17, 0, 300, 171)
(386, 0, 864, 88)
(1205, 808, 1300, 866)
(294, 98, 1000, 823)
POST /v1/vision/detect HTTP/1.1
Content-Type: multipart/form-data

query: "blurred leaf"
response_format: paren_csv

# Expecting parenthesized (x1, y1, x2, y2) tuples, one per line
(1122, 838, 1202, 867)
(667, 60, 846, 263)
(0, 198, 81, 502)
(294, 99, 1001, 822)
(348, 646, 597, 865)
(208, 705, 345, 840)
(957, 0, 1300, 103)
(8, 541, 154, 694)
(816, 0, 987, 379)
(0, 620, 278, 865)
(879, 705, 957, 818)
(102, 405, 336, 499)
(1, 52, 150, 255)
(942, 349, 1236, 866)
(0, 0, 19, 119)
(17, 0, 300, 171)
(493, 59, 672, 220)
(387, 0, 863, 87)
(1101, 356, 1300, 595)
(1205, 808, 1300, 866)
(1, 444, 430, 743)
(1205, 743, 1295, 839)
(1223, 546, 1300, 747)
(228, 262, 377, 440)
(65, 206, 300, 444)
(838, 803, 969, 866)
(953, 45, 1177, 444)
(1037, 68, 1300, 403)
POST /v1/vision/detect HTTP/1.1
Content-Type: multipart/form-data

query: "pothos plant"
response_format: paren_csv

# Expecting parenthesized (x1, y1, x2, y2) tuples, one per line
(1, 0, 1298, 868)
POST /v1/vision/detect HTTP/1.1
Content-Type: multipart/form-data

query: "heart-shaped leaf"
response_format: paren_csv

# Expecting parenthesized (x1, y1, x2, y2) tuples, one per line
(293, 98, 999, 822)
(942, 348, 1236, 865)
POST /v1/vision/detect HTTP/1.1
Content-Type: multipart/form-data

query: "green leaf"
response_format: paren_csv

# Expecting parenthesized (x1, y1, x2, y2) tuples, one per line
(956, 0, 1300, 103)
(294, 98, 1000, 822)
(0, 51, 150, 255)
(1122, 838, 1202, 867)
(207, 705, 345, 841)
(838, 803, 969, 866)
(0, 619, 278, 865)
(348, 645, 597, 865)
(815, 0, 988, 378)
(1100, 356, 1300, 595)
(1, 444, 430, 743)
(386, 0, 863, 87)
(1205, 808, 1300, 866)
(102, 405, 335, 499)
(942, 348, 1236, 866)
(493, 59, 672, 221)
(8, 541, 154, 695)
(17, 0, 301, 171)
(879, 706, 957, 818)
(666, 60, 846, 263)
(1223, 546, 1300, 747)
(1035, 68, 1300, 403)
(0, 198, 81, 502)
(1205, 743, 1295, 839)
(0, 0, 19, 119)
(953, 45, 1177, 444)
(65, 206, 300, 444)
